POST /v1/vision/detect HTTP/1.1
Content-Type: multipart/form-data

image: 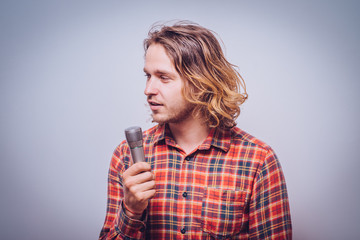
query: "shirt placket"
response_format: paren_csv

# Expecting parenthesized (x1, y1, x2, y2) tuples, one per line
(175, 153, 195, 239)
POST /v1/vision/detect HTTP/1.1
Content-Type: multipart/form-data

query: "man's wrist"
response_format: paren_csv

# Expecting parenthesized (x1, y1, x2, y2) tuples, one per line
(116, 200, 147, 238)
(123, 201, 144, 220)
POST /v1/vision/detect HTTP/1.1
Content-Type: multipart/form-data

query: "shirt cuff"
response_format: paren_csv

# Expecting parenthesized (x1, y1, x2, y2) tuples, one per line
(115, 200, 147, 239)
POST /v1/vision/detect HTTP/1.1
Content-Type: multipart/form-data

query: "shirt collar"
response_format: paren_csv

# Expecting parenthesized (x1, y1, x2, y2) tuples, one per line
(152, 124, 231, 152)
(151, 124, 167, 144)
(198, 127, 231, 152)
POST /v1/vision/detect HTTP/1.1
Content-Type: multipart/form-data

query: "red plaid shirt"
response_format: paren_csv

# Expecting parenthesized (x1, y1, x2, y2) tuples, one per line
(99, 124, 292, 239)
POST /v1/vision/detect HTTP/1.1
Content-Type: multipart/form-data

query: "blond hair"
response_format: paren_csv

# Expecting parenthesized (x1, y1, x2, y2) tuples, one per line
(144, 21, 248, 128)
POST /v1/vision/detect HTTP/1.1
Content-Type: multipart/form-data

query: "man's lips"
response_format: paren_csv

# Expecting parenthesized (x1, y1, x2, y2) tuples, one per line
(148, 100, 163, 111)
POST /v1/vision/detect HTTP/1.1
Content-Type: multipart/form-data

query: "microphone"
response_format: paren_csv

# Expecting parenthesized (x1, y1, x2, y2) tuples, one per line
(125, 126, 145, 163)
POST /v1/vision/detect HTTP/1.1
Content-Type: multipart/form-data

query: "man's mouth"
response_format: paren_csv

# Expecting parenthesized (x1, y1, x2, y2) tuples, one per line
(149, 102, 161, 106)
(148, 100, 163, 110)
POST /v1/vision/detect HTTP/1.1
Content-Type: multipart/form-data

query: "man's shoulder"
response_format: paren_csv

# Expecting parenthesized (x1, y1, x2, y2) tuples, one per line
(230, 126, 272, 152)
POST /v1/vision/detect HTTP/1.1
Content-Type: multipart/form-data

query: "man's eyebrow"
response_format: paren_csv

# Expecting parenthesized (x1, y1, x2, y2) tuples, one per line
(143, 68, 175, 76)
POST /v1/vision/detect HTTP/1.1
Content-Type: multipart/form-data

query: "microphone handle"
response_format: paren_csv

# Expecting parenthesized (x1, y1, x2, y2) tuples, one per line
(130, 146, 145, 163)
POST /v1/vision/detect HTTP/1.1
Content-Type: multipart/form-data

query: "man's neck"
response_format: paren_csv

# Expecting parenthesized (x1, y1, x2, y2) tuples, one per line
(168, 117, 210, 155)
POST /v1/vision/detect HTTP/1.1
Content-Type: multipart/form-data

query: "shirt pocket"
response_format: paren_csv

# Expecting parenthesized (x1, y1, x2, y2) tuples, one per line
(201, 187, 246, 239)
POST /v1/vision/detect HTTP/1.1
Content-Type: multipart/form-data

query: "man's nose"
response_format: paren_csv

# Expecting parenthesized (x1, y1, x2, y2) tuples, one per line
(144, 77, 158, 96)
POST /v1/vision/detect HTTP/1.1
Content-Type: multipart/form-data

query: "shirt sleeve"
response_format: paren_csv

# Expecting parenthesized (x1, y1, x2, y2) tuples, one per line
(248, 148, 292, 239)
(99, 144, 147, 240)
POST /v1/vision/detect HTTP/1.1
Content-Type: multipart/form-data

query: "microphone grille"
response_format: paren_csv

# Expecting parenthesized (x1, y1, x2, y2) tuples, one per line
(125, 126, 143, 143)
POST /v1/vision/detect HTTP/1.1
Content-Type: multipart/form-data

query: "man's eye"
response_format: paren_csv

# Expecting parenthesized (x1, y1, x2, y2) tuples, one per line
(145, 74, 150, 80)
(160, 75, 169, 80)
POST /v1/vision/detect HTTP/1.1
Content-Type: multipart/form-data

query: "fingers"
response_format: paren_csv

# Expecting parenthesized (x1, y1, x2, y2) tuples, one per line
(123, 161, 156, 213)
(140, 188, 156, 201)
(128, 181, 156, 202)
(123, 167, 155, 188)
(124, 172, 155, 198)
(128, 177, 156, 196)
(123, 162, 152, 178)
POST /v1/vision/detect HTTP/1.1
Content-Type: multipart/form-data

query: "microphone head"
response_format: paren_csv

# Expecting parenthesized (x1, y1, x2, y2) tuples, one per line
(125, 126, 143, 149)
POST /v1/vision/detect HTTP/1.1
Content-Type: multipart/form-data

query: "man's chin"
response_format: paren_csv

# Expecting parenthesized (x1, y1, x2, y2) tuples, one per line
(151, 115, 166, 125)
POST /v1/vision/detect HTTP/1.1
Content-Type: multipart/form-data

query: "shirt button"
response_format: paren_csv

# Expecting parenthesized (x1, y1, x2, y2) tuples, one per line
(180, 227, 186, 234)
(185, 156, 191, 161)
(182, 192, 188, 198)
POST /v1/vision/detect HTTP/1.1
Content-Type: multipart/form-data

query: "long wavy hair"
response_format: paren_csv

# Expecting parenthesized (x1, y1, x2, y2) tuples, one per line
(144, 21, 248, 128)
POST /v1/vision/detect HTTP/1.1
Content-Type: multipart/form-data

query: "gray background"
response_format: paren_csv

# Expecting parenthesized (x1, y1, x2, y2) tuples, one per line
(1, 0, 359, 239)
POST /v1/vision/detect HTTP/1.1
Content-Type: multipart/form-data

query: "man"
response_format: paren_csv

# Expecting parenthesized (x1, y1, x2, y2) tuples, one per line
(99, 22, 292, 239)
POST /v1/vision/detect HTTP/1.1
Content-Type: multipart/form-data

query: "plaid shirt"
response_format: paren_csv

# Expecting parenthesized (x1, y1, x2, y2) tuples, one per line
(99, 124, 292, 239)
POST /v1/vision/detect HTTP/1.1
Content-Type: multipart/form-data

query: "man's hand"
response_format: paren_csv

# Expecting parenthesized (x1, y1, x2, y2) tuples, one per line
(123, 162, 156, 218)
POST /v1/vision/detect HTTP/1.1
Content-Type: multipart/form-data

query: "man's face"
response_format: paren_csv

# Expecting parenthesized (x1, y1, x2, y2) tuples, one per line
(144, 44, 193, 124)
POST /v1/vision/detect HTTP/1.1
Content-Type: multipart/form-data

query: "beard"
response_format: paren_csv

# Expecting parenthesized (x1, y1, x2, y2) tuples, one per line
(151, 101, 195, 125)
